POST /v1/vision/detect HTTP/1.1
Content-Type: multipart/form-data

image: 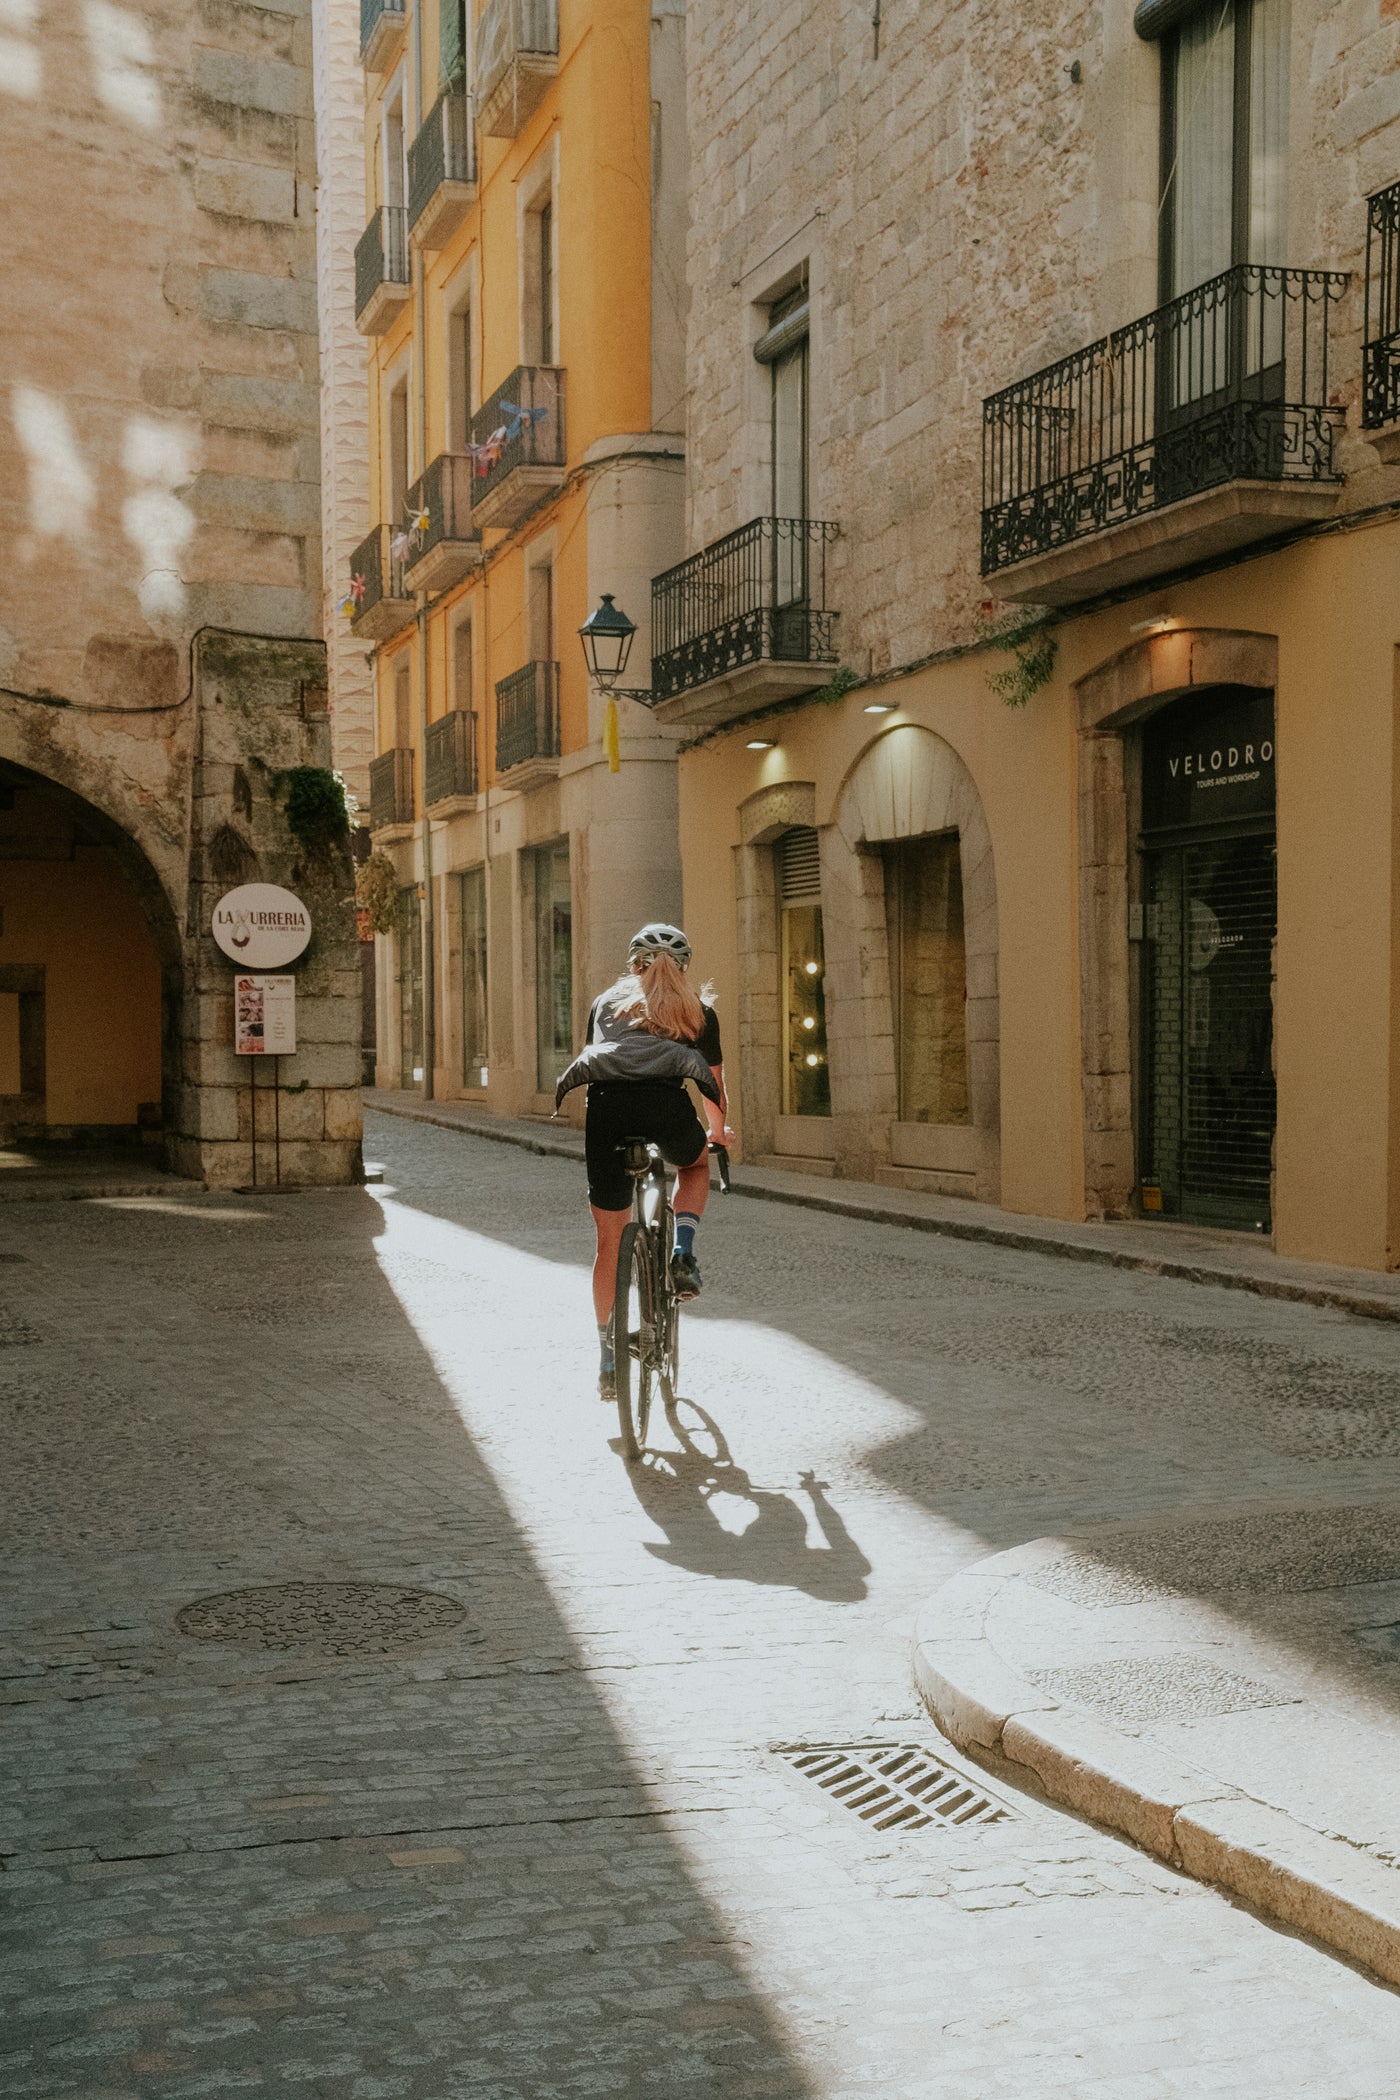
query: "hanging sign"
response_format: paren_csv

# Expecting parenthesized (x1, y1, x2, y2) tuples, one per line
(235, 974, 297, 1056)
(212, 884, 312, 968)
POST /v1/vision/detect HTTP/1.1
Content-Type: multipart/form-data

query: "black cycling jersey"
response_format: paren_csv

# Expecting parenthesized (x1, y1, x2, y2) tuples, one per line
(586, 996, 722, 1068)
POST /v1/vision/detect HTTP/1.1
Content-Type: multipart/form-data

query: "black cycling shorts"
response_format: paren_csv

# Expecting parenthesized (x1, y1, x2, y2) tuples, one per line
(584, 1082, 708, 1211)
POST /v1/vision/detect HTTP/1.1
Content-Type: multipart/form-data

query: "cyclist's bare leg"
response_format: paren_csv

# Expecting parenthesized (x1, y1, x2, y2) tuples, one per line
(673, 1149, 709, 1220)
(590, 1203, 629, 1326)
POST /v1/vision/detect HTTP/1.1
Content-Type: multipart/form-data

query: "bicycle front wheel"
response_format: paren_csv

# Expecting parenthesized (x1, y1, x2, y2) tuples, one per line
(613, 1221, 656, 1464)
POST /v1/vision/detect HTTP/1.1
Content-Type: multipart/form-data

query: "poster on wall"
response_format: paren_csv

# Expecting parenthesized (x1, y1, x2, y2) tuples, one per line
(235, 975, 297, 1056)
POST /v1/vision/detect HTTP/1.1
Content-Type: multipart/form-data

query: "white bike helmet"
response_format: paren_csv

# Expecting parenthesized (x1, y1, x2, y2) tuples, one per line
(628, 922, 691, 969)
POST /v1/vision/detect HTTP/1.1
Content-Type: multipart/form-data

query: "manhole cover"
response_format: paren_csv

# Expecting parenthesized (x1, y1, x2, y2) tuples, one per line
(177, 1582, 469, 1656)
(776, 1742, 1017, 1833)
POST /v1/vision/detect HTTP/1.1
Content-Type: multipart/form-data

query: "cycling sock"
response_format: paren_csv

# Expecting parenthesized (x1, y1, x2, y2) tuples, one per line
(674, 1213, 700, 1257)
(597, 1322, 614, 1371)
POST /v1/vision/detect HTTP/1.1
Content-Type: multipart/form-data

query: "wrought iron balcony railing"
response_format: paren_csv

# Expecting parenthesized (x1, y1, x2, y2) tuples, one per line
(402, 454, 479, 590)
(467, 365, 565, 525)
(1364, 179, 1400, 430)
(407, 91, 477, 242)
(650, 517, 840, 703)
(369, 748, 414, 830)
(424, 710, 479, 806)
(476, 0, 558, 135)
(495, 661, 560, 775)
(981, 264, 1348, 577)
(360, 0, 405, 64)
(347, 523, 411, 637)
(354, 206, 410, 328)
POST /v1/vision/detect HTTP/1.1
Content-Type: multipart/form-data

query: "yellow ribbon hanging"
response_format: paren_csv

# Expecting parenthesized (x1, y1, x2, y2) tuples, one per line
(603, 693, 620, 774)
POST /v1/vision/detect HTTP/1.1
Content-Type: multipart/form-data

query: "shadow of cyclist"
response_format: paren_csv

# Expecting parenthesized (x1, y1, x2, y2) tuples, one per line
(624, 1396, 871, 1602)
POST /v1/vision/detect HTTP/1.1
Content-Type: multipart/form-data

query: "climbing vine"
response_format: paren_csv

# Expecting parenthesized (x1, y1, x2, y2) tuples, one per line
(975, 601, 1058, 710)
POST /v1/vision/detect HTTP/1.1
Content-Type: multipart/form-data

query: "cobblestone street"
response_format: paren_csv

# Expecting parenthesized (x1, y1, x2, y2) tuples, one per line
(5, 1110, 1400, 2098)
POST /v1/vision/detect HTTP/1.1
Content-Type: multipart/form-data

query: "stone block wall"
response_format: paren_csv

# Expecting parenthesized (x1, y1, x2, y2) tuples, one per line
(0, 0, 362, 1184)
(683, 0, 1400, 677)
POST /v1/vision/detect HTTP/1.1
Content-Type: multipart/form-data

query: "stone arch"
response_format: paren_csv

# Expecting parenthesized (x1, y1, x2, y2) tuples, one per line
(1075, 628, 1278, 1218)
(824, 725, 1000, 1197)
(0, 759, 184, 1143)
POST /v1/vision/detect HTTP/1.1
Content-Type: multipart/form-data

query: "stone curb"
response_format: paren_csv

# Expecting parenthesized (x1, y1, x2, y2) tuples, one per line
(913, 1563, 1400, 1989)
(363, 1094, 1400, 1325)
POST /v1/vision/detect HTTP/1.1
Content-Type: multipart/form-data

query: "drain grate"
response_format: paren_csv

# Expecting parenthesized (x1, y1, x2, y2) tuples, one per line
(776, 1741, 1017, 1832)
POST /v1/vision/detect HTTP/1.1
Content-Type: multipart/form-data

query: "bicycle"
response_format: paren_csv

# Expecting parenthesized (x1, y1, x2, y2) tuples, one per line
(611, 1138, 730, 1465)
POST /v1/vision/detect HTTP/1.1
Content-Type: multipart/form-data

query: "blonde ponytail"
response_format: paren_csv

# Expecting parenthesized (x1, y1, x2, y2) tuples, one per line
(606, 952, 708, 1042)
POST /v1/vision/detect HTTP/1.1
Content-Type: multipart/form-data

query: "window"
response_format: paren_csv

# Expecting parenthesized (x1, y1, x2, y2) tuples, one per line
(522, 180, 556, 365)
(457, 866, 488, 1087)
(452, 617, 473, 713)
(387, 375, 410, 522)
(393, 655, 412, 746)
(447, 290, 472, 450)
(778, 827, 829, 1117)
(528, 556, 555, 662)
(398, 883, 424, 1085)
(1161, 0, 1290, 301)
(383, 79, 408, 211)
(755, 282, 810, 606)
(533, 839, 572, 1090)
(884, 835, 969, 1126)
(538, 199, 554, 363)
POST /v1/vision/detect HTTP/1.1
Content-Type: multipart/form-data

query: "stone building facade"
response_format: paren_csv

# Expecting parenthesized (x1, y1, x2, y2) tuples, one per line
(669, 0, 1400, 1272)
(0, 0, 362, 1183)
(354, 0, 689, 1115)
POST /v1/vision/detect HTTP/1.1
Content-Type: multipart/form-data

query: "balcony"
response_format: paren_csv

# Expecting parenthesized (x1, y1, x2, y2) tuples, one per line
(650, 517, 841, 728)
(981, 264, 1348, 605)
(348, 524, 414, 642)
(424, 710, 479, 811)
(476, 0, 558, 138)
(369, 748, 415, 834)
(408, 92, 477, 250)
(494, 661, 560, 789)
(1364, 179, 1400, 458)
(467, 365, 565, 530)
(402, 455, 481, 594)
(354, 206, 410, 335)
(359, 0, 405, 71)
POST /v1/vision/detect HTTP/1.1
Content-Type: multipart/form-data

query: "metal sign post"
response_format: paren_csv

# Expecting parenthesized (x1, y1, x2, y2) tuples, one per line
(235, 974, 297, 1188)
(213, 889, 311, 1193)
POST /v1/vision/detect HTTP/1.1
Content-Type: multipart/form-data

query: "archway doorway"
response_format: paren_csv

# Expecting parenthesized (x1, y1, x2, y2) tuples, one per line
(0, 763, 180, 1149)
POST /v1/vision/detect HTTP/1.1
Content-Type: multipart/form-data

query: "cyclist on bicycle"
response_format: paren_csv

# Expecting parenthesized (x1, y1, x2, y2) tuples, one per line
(555, 923, 730, 1392)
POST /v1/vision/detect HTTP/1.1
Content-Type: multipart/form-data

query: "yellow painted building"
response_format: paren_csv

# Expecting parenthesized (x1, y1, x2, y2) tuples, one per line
(354, 0, 687, 1111)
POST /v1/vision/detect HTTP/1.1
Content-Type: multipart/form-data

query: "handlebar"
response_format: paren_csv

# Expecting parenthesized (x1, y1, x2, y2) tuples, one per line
(709, 1142, 731, 1193)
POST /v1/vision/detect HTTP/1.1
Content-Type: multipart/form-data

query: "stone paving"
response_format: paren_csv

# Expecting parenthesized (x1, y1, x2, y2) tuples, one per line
(4, 1111, 1400, 2098)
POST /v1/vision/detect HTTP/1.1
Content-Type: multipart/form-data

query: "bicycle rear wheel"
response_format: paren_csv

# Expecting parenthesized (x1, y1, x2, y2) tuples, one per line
(613, 1221, 656, 1463)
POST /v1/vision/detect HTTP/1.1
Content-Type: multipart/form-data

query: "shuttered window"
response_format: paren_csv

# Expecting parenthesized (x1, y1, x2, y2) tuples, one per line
(779, 826, 821, 903)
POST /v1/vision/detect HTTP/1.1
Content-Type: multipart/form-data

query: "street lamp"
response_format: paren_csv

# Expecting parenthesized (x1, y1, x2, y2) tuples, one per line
(578, 593, 637, 691)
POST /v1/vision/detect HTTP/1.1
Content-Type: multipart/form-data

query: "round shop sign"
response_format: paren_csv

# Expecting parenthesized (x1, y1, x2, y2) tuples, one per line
(212, 884, 312, 968)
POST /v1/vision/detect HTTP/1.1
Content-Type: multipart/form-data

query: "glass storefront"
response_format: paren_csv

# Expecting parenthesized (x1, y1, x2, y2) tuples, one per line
(1137, 686, 1277, 1231)
(456, 867, 488, 1088)
(779, 827, 829, 1116)
(885, 833, 969, 1125)
(533, 839, 573, 1091)
(397, 884, 423, 1086)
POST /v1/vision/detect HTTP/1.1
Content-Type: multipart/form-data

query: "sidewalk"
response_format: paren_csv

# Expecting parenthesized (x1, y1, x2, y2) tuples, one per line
(913, 1504, 1400, 1987)
(364, 1088, 1400, 1324)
